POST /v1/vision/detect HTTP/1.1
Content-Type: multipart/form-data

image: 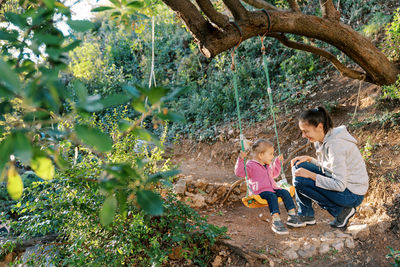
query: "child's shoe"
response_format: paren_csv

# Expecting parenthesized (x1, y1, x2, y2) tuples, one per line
(271, 220, 289, 235)
(286, 215, 306, 227)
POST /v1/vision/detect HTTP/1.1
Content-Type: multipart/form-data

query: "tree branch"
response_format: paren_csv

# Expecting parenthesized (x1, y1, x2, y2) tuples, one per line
(195, 0, 230, 29)
(161, 0, 399, 85)
(223, 0, 248, 21)
(240, 0, 282, 11)
(270, 33, 370, 82)
(287, 0, 301, 12)
(320, 0, 340, 21)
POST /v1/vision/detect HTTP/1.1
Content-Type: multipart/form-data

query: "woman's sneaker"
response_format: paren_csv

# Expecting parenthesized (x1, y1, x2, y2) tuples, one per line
(330, 207, 355, 228)
(286, 215, 307, 227)
(271, 220, 289, 235)
(298, 215, 316, 225)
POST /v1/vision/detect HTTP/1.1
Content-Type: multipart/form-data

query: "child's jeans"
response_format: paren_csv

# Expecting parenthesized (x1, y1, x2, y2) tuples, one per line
(259, 189, 296, 215)
(292, 161, 364, 218)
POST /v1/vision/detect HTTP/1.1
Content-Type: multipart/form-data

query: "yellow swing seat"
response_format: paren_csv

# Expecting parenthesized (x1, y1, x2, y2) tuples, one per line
(241, 186, 296, 208)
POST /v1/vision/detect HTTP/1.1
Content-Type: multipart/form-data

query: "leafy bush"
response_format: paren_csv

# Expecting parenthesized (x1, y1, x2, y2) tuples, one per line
(383, 8, 400, 61)
(387, 246, 400, 267)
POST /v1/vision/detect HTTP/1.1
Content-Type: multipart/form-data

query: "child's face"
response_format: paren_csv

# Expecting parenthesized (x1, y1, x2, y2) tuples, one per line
(259, 147, 275, 165)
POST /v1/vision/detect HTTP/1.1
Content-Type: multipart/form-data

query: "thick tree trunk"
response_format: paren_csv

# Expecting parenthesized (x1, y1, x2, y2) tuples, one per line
(162, 0, 400, 86)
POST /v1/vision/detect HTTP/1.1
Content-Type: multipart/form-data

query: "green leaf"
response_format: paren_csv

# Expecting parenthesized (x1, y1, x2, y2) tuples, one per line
(132, 128, 161, 147)
(91, 6, 114, 12)
(75, 124, 113, 152)
(127, 1, 144, 9)
(34, 33, 64, 46)
(67, 20, 94, 32)
(147, 169, 180, 184)
(0, 136, 13, 174)
(0, 59, 21, 92)
(104, 163, 140, 181)
(136, 190, 163, 216)
(100, 93, 131, 108)
(42, 0, 55, 8)
(31, 157, 55, 180)
(122, 84, 141, 98)
(54, 151, 70, 170)
(157, 110, 185, 123)
(0, 30, 18, 41)
(132, 128, 152, 141)
(148, 86, 169, 105)
(99, 196, 117, 226)
(116, 190, 127, 218)
(13, 132, 32, 164)
(4, 12, 27, 29)
(7, 165, 23, 200)
(23, 111, 50, 122)
(60, 40, 81, 53)
(163, 86, 190, 102)
(109, 0, 122, 8)
(131, 99, 146, 113)
(72, 80, 88, 101)
(118, 120, 131, 132)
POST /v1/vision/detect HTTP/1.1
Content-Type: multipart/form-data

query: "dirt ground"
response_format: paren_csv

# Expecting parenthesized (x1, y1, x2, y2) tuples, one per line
(172, 73, 400, 266)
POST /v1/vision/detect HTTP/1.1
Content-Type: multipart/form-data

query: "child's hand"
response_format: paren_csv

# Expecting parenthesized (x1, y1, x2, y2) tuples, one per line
(239, 151, 248, 159)
(278, 154, 284, 162)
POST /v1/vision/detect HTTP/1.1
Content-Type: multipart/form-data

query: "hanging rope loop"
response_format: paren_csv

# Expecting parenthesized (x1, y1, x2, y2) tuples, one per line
(230, 21, 243, 71)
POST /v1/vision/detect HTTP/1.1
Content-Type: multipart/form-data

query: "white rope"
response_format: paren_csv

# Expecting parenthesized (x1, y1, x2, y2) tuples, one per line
(149, 16, 156, 88)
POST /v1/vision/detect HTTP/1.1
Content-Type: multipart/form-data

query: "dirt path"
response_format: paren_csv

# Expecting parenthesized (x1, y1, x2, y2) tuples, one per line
(171, 74, 400, 266)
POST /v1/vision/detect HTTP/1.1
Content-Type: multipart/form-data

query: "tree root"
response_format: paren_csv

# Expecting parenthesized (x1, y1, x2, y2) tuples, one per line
(216, 239, 271, 267)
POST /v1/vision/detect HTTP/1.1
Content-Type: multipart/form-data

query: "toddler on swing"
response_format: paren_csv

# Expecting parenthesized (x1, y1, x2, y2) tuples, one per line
(235, 139, 306, 234)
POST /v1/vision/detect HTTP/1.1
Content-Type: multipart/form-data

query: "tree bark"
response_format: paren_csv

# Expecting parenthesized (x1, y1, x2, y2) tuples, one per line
(161, 0, 400, 86)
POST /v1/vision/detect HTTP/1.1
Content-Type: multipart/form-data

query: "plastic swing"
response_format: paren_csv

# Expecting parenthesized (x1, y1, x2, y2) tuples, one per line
(230, 12, 295, 209)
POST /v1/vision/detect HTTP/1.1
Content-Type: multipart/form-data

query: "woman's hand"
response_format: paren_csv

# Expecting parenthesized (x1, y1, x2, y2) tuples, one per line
(278, 154, 284, 162)
(294, 168, 317, 181)
(291, 155, 312, 167)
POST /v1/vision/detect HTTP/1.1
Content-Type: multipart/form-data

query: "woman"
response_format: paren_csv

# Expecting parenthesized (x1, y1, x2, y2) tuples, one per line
(291, 106, 369, 228)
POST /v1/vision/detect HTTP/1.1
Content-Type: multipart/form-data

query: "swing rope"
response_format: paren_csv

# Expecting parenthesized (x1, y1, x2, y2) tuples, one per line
(230, 10, 287, 202)
(230, 21, 253, 198)
(260, 9, 287, 183)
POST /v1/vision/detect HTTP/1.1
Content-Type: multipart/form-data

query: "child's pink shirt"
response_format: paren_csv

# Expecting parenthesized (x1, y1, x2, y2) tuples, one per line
(234, 157, 282, 195)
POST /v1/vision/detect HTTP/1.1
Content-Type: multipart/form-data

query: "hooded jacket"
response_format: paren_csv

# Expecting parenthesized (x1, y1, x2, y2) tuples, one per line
(311, 125, 369, 195)
(235, 157, 281, 195)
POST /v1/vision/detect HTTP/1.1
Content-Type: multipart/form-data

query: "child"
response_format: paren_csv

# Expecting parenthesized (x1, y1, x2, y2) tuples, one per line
(235, 139, 305, 234)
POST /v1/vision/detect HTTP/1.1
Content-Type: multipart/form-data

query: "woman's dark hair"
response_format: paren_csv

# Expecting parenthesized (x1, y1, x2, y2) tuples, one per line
(299, 106, 333, 134)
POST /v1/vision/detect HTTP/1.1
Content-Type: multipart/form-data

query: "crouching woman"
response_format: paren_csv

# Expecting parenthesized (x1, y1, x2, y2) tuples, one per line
(291, 106, 369, 228)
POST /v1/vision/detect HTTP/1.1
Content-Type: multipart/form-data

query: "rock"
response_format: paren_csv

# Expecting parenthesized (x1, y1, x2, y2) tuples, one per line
(310, 237, 321, 247)
(335, 232, 351, 239)
(346, 224, 370, 241)
(359, 205, 375, 217)
(288, 241, 300, 251)
(332, 241, 344, 252)
(319, 243, 331, 254)
(376, 220, 391, 234)
(212, 255, 222, 267)
(195, 179, 208, 191)
(173, 179, 186, 195)
(283, 249, 298, 260)
(322, 231, 335, 239)
(345, 238, 356, 249)
(298, 246, 317, 258)
(188, 193, 206, 208)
